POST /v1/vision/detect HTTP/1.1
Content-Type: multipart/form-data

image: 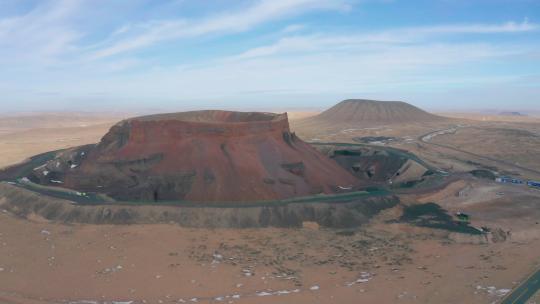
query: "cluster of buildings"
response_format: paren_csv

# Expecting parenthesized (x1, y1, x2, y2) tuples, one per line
(496, 176, 540, 189)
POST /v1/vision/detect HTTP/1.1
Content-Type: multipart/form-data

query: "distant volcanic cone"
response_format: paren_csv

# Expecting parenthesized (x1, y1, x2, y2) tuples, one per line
(30, 110, 358, 202)
(316, 99, 441, 124)
(295, 99, 444, 131)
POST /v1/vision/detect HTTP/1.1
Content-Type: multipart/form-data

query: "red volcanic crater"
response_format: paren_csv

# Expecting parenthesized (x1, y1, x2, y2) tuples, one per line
(32, 110, 359, 202)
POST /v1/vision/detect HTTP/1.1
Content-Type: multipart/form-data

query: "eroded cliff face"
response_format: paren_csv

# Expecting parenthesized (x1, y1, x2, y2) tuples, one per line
(31, 110, 359, 202)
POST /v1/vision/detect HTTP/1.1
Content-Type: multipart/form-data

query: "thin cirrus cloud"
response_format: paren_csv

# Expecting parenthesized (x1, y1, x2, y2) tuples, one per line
(410, 19, 538, 34)
(231, 19, 538, 60)
(87, 0, 351, 60)
(79, 18, 539, 110)
(0, 0, 350, 65)
(0, 0, 83, 65)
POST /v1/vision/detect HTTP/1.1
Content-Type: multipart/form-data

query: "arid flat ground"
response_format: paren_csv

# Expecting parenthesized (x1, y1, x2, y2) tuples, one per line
(0, 113, 126, 169)
(1, 209, 539, 304)
(437, 112, 540, 123)
(429, 124, 540, 172)
(291, 112, 540, 179)
(0, 112, 539, 304)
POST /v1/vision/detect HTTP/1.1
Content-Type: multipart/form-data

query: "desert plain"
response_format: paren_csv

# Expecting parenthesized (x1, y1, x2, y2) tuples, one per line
(0, 105, 539, 304)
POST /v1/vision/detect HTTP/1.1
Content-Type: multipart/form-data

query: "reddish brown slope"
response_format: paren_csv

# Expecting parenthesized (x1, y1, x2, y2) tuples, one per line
(33, 110, 359, 202)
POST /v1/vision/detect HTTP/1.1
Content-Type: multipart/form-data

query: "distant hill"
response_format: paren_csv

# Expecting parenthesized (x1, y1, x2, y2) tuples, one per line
(499, 111, 527, 117)
(303, 99, 442, 125)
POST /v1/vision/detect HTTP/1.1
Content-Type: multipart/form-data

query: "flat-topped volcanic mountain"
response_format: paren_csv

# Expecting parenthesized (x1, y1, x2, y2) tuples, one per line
(313, 99, 441, 125)
(28, 110, 358, 202)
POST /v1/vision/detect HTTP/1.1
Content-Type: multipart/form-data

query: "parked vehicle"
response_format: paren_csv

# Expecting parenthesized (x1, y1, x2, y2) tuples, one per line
(496, 176, 524, 184)
(528, 181, 540, 188)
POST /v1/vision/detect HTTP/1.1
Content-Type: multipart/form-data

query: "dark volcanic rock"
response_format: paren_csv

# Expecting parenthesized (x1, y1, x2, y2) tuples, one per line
(0, 182, 398, 227)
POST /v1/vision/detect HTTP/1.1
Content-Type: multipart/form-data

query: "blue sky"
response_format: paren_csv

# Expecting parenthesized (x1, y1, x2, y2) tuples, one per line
(0, 0, 539, 112)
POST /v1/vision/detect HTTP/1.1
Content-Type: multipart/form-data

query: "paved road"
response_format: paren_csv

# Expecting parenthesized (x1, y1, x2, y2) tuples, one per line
(501, 268, 540, 304)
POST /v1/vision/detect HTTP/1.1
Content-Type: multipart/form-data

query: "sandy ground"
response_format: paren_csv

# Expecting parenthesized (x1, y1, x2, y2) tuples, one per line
(0, 210, 539, 304)
(0, 113, 125, 169)
(0, 112, 539, 303)
(284, 111, 320, 120)
(430, 125, 540, 172)
(438, 112, 540, 123)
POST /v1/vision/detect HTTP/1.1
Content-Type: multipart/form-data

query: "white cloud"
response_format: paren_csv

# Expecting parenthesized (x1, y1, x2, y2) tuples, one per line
(410, 19, 538, 35)
(30, 42, 530, 105)
(282, 23, 306, 33)
(88, 0, 350, 59)
(232, 20, 539, 60)
(0, 0, 84, 66)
